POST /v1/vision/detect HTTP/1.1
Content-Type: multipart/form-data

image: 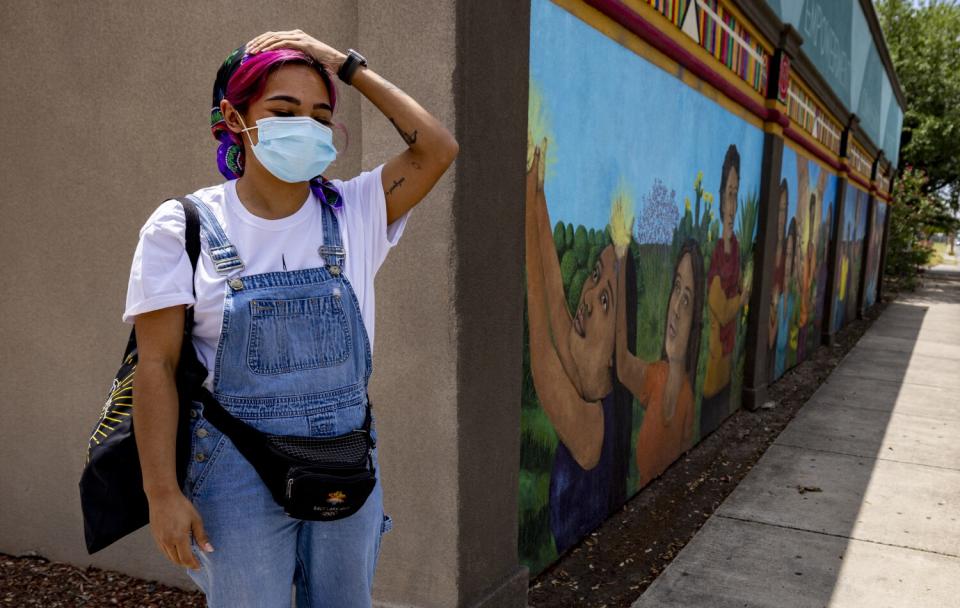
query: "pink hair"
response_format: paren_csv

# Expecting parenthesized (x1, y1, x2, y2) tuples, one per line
(225, 48, 338, 114)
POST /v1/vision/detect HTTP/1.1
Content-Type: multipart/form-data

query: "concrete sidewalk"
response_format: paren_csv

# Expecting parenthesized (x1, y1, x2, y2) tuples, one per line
(634, 266, 960, 608)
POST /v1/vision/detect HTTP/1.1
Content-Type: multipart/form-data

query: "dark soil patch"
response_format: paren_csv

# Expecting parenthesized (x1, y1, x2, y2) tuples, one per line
(526, 297, 891, 608)
(0, 551, 204, 607)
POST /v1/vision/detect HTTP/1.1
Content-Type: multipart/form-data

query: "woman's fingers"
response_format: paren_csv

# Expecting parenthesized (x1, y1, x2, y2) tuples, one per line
(248, 30, 307, 54)
(174, 535, 201, 571)
(191, 513, 214, 553)
(260, 32, 309, 50)
(157, 542, 178, 567)
(247, 32, 283, 53)
(246, 32, 273, 50)
(252, 37, 298, 55)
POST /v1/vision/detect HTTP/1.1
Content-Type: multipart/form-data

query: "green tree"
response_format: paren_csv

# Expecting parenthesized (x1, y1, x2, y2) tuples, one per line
(573, 225, 589, 265)
(559, 249, 578, 292)
(886, 166, 940, 288)
(553, 221, 566, 253)
(876, 0, 960, 225)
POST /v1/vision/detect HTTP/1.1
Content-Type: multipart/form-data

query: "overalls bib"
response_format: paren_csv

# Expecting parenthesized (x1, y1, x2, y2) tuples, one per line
(180, 194, 392, 608)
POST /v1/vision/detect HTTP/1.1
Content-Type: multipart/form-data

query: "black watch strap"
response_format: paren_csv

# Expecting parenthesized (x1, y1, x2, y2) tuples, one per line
(337, 49, 367, 85)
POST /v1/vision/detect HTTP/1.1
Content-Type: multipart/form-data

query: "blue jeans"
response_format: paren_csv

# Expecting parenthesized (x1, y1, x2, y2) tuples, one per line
(179, 194, 392, 607)
(183, 399, 392, 607)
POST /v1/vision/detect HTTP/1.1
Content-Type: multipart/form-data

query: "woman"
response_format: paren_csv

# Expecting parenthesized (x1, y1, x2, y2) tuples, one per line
(775, 218, 799, 378)
(524, 140, 635, 554)
(767, 179, 788, 382)
(797, 192, 818, 360)
(124, 31, 457, 607)
(701, 145, 750, 438)
(615, 239, 704, 487)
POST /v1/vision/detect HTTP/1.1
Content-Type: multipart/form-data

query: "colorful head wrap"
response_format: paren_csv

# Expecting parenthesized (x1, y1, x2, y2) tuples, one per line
(210, 44, 342, 208)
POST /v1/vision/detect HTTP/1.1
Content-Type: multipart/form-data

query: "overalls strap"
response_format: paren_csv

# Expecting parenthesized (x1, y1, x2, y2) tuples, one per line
(315, 202, 372, 431)
(317, 198, 346, 276)
(186, 194, 246, 275)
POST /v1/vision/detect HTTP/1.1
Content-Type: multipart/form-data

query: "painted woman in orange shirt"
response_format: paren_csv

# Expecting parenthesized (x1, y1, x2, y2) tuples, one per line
(614, 240, 705, 487)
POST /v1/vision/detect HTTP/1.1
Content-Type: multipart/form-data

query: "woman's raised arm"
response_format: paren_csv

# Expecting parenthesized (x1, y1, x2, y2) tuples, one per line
(246, 30, 458, 223)
(530, 141, 579, 381)
(614, 250, 649, 399)
(350, 66, 459, 222)
(525, 146, 603, 470)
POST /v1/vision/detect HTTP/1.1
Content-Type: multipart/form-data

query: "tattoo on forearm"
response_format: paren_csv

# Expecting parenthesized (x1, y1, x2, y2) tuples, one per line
(387, 177, 406, 196)
(378, 75, 402, 93)
(389, 118, 418, 146)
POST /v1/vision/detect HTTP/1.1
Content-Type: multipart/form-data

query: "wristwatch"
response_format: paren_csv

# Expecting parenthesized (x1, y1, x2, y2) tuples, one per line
(337, 49, 367, 85)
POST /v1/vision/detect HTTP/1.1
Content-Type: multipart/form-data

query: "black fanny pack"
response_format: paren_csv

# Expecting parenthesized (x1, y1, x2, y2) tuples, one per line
(193, 387, 376, 521)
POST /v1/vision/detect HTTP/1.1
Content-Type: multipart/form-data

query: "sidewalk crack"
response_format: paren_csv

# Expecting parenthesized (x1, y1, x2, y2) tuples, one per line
(771, 442, 960, 472)
(714, 514, 960, 559)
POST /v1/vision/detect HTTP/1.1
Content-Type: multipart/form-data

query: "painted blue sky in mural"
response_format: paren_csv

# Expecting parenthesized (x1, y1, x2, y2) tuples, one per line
(842, 183, 870, 242)
(780, 145, 838, 229)
(530, 0, 765, 234)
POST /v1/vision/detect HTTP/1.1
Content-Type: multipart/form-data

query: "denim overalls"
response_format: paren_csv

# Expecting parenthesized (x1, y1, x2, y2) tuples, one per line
(180, 193, 392, 608)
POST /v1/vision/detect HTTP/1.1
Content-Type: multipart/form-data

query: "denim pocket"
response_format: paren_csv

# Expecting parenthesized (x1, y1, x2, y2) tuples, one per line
(246, 295, 351, 375)
(187, 416, 229, 501)
(375, 513, 393, 565)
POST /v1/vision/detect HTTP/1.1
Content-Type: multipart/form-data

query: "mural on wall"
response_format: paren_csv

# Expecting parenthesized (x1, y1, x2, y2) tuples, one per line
(863, 200, 887, 308)
(766, 146, 837, 382)
(644, 0, 769, 95)
(520, 0, 762, 575)
(832, 184, 869, 332)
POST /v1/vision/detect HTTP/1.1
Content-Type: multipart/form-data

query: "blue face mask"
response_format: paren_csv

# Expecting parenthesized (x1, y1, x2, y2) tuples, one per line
(239, 115, 338, 183)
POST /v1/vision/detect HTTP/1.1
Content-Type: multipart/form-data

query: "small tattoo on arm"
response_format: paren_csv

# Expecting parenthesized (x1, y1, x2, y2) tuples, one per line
(389, 117, 418, 146)
(387, 177, 406, 196)
(378, 76, 402, 93)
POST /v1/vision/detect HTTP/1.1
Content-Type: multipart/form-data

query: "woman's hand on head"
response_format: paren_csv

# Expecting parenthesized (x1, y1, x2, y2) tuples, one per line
(246, 30, 346, 72)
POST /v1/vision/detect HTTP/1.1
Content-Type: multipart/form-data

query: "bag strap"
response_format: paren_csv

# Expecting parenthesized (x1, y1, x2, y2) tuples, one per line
(163, 196, 209, 394)
(196, 385, 375, 449)
(126, 197, 202, 351)
(177, 197, 202, 286)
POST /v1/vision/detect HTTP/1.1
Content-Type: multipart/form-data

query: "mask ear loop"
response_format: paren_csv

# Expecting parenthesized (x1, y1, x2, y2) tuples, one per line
(236, 112, 258, 148)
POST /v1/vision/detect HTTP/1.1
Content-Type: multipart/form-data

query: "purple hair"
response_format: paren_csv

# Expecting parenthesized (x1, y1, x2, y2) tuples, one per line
(211, 47, 344, 205)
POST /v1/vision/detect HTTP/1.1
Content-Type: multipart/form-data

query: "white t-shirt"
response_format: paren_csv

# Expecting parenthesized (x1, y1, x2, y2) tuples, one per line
(122, 163, 411, 391)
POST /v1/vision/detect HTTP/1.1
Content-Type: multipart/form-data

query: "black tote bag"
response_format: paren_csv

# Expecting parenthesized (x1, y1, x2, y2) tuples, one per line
(79, 196, 208, 554)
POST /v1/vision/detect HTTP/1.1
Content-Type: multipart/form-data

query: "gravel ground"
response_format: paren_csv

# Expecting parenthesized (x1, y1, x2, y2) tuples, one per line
(0, 551, 204, 607)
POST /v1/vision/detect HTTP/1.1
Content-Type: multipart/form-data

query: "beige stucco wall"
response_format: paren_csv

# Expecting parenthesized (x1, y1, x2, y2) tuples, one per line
(0, 1, 529, 606)
(0, 0, 358, 587)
